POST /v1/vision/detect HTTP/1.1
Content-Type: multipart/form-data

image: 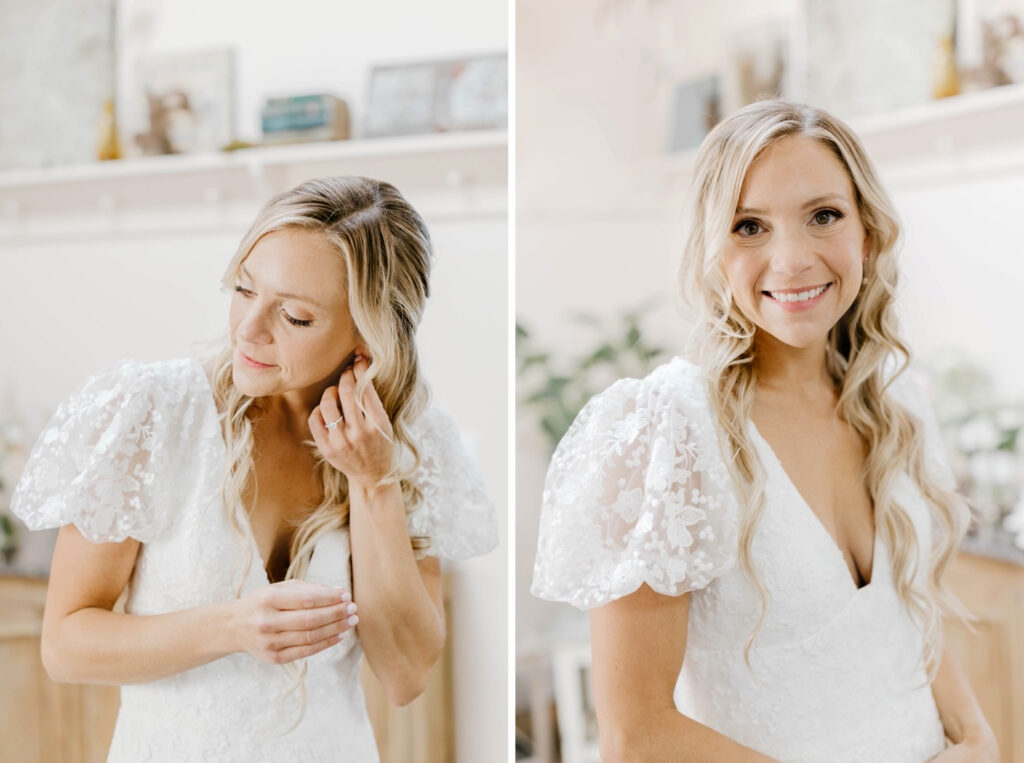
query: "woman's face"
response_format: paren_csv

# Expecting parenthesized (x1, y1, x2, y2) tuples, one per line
(721, 135, 870, 353)
(229, 228, 360, 403)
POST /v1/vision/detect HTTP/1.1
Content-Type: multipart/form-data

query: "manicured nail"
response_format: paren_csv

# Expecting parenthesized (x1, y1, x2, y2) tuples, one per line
(347, 615, 359, 627)
(339, 591, 351, 602)
(346, 603, 358, 615)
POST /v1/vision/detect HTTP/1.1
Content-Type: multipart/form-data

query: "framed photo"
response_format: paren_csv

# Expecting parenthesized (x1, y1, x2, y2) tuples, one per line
(798, 0, 956, 119)
(0, 0, 116, 170)
(667, 75, 721, 152)
(365, 54, 507, 137)
(719, 17, 790, 117)
(957, 0, 1024, 89)
(129, 48, 236, 155)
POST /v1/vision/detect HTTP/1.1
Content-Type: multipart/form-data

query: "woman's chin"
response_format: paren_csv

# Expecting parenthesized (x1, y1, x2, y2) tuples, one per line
(230, 363, 272, 398)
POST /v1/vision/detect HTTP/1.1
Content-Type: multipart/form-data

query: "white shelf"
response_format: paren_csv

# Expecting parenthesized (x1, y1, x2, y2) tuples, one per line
(0, 129, 507, 188)
(661, 83, 1024, 193)
(0, 130, 507, 239)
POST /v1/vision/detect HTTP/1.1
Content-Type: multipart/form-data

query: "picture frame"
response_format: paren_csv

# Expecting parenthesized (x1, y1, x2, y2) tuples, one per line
(365, 53, 507, 137)
(128, 48, 236, 156)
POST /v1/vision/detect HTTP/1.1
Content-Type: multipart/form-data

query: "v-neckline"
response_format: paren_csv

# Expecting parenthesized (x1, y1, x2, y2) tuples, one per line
(747, 420, 881, 593)
(190, 357, 277, 586)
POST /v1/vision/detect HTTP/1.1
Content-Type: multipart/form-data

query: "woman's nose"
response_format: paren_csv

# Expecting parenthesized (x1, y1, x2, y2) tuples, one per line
(768, 225, 815, 277)
(236, 306, 272, 344)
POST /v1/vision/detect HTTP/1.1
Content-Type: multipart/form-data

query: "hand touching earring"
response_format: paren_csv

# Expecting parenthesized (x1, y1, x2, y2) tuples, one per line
(308, 354, 395, 492)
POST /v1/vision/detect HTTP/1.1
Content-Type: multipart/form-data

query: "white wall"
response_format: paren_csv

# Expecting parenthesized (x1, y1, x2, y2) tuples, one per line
(1, 2, 507, 760)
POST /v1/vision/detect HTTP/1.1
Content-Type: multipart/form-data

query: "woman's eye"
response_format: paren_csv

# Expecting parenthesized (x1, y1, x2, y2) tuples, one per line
(812, 209, 843, 226)
(284, 312, 312, 327)
(733, 220, 763, 237)
(234, 285, 253, 297)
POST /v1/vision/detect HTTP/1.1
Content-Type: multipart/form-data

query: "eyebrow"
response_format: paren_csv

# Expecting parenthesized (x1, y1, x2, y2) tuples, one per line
(735, 193, 849, 216)
(239, 266, 326, 310)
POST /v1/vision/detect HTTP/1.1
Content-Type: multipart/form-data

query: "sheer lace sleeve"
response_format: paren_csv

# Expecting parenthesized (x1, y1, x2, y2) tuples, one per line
(531, 358, 739, 610)
(405, 407, 498, 561)
(10, 360, 181, 543)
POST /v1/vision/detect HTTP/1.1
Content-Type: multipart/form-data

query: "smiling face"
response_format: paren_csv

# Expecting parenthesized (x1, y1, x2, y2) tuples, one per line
(229, 228, 360, 402)
(721, 135, 870, 355)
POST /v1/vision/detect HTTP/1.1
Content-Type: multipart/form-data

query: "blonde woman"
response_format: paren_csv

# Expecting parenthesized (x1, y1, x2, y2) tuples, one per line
(532, 101, 997, 762)
(12, 177, 497, 761)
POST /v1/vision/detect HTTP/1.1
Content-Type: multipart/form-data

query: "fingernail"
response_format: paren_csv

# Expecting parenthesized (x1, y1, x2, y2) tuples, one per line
(347, 615, 359, 627)
(339, 591, 351, 602)
(346, 603, 358, 615)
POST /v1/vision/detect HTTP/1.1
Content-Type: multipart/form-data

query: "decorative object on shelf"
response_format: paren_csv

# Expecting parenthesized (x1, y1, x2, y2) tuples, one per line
(96, 97, 122, 161)
(933, 33, 962, 98)
(365, 53, 507, 137)
(667, 76, 721, 152)
(957, 0, 1024, 90)
(260, 94, 350, 145)
(130, 48, 236, 156)
(517, 303, 667, 450)
(0, 0, 117, 171)
(720, 16, 790, 116)
(799, 0, 958, 119)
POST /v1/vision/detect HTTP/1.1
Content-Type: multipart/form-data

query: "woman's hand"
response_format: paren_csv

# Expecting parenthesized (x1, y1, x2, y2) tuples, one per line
(309, 354, 395, 492)
(228, 579, 359, 665)
(929, 737, 999, 762)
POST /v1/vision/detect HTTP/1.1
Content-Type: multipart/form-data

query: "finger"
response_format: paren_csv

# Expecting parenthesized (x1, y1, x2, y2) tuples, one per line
(337, 368, 362, 423)
(272, 633, 345, 664)
(319, 385, 344, 431)
(274, 601, 358, 633)
(308, 407, 330, 450)
(269, 582, 350, 611)
(272, 611, 358, 650)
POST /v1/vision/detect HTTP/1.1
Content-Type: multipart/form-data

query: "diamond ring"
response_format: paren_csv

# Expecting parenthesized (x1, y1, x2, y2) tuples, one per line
(325, 415, 344, 430)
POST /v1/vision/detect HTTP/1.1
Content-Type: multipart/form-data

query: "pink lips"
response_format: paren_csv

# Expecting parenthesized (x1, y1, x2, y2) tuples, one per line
(238, 350, 274, 369)
(762, 282, 832, 313)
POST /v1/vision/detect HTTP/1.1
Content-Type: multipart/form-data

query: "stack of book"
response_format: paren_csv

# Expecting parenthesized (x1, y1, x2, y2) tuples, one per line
(260, 94, 350, 145)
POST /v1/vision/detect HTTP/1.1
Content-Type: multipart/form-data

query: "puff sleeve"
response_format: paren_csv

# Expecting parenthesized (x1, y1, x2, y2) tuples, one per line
(531, 358, 739, 610)
(10, 360, 183, 544)
(404, 406, 499, 561)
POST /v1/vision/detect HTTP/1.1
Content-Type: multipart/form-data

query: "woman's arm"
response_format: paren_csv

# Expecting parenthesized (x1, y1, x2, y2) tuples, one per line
(348, 482, 445, 706)
(309, 355, 445, 707)
(928, 647, 998, 761)
(590, 584, 779, 763)
(43, 524, 355, 685)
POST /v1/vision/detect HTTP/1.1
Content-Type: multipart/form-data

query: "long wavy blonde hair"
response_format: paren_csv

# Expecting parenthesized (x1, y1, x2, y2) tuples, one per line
(209, 176, 433, 719)
(679, 100, 973, 680)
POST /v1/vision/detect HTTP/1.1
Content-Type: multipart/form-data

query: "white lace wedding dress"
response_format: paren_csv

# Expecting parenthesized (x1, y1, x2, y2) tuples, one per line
(532, 357, 951, 762)
(12, 358, 498, 762)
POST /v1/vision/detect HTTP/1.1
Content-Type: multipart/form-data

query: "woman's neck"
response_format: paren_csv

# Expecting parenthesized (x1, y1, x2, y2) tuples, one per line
(753, 334, 836, 402)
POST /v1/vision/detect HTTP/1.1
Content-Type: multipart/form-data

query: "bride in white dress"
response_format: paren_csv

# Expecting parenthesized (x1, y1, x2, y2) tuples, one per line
(12, 177, 497, 761)
(532, 101, 997, 762)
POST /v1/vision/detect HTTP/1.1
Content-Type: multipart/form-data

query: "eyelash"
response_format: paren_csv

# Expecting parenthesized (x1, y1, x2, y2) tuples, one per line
(233, 285, 312, 327)
(732, 208, 844, 237)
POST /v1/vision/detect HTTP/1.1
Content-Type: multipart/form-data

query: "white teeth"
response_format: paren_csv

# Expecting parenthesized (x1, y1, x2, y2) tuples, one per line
(768, 284, 828, 302)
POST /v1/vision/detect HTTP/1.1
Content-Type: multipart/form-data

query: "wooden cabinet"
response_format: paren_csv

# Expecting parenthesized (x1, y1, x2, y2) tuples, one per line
(0, 576, 453, 763)
(0, 576, 119, 763)
(944, 552, 1024, 763)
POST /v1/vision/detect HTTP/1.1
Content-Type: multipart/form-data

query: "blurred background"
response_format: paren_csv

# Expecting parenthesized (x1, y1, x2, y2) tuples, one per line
(516, 1, 1024, 761)
(0, 1, 506, 761)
